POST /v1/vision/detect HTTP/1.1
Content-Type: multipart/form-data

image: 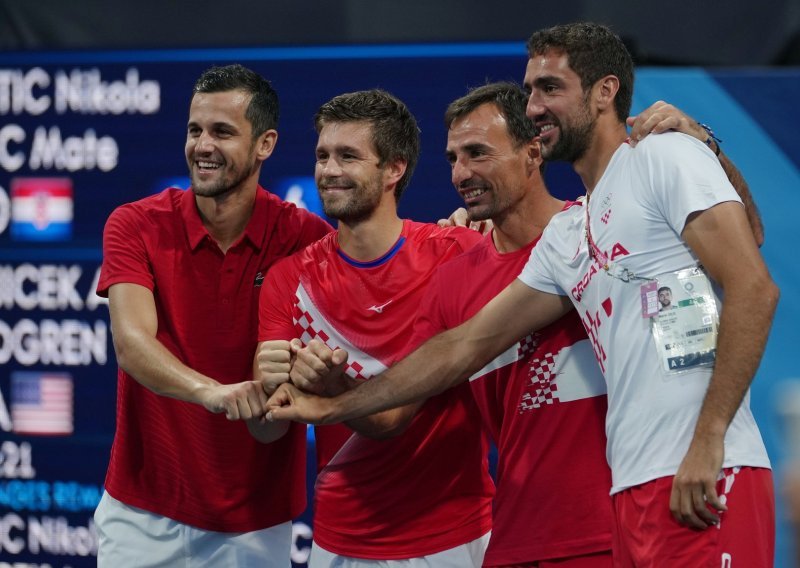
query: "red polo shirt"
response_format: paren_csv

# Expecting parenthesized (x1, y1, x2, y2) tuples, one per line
(97, 186, 331, 532)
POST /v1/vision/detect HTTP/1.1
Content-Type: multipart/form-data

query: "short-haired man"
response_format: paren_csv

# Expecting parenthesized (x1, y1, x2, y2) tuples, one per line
(268, 24, 778, 567)
(94, 64, 331, 566)
(255, 89, 492, 566)
(419, 81, 613, 566)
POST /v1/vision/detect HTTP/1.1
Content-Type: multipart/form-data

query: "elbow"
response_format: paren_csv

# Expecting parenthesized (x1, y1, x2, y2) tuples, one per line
(741, 272, 779, 319)
(765, 279, 780, 315)
(111, 332, 137, 376)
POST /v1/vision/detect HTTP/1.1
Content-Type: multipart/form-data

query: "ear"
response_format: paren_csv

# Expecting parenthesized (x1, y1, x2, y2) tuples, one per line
(594, 75, 620, 113)
(255, 129, 279, 162)
(383, 158, 407, 193)
(525, 139, 544, 174)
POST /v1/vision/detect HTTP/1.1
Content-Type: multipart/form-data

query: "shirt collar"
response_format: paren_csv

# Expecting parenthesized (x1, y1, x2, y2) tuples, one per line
(180, 186, 270, 251)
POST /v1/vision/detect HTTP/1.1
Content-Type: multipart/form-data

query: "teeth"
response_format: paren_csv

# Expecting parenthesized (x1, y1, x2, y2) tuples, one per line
(539, 124, 555, 133)
(464, 188, 486, 199)
(198, 161, 221, 169)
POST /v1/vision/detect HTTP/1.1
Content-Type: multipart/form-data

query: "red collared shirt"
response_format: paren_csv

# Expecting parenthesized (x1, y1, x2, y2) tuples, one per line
(97, 186, 331, 532)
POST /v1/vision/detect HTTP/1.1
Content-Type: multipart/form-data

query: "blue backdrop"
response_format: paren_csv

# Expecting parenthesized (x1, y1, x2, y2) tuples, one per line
(0, 44, 796, 567)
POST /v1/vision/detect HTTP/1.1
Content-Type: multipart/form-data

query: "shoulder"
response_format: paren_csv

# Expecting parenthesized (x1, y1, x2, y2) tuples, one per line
(269, 231, 337, 277)
(634, 131, 713, 162)
(537, 200, 584, 249)
(260, 188, 332, 246)
(434, 234, 492, 276)
(405, 221, 483, 250)
(548, 199, 584, 228)
(106, 187, 182, 228)
(263, 189, 327, 224)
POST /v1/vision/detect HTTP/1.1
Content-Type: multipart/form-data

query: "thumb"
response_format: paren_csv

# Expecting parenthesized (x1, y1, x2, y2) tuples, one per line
(705, 484, 727, 513)
(625, 115, 636, 127)
(289, 338, 303, 353)
(332, 348, 349, 366)
(266, 408, 288, 422)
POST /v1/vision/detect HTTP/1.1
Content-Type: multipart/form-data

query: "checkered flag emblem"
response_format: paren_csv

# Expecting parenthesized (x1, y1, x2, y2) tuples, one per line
(293, 301, 373, 381)
(601, 209, 612, 224)
(518, 351, 559, 412)
(517, 332, 540, 358)
(293, 303, 330, 344)
(344, 360, 371, 381)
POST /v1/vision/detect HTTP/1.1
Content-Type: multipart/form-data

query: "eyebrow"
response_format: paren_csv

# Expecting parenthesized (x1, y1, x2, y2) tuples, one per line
(532, 75, 563, 88)
(318, 144, 363, 155)
(463, 142, 490, 152)
(187, 120, 238, 131)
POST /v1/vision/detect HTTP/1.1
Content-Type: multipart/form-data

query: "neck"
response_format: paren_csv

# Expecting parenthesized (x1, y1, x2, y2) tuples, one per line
(491, 181, 564, 254)
(573, 120, 628, 195)
(195, 183, 257, 253)
(337, 201, 403, 262)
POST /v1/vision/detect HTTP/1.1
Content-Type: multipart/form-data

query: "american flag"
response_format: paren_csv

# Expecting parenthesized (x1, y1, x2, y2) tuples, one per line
(10, 372, 74, 436)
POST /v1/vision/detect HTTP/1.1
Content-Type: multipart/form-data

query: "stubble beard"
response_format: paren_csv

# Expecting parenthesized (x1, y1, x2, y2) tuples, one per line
(543, 99, 595, 164)
(319, 175, 383, 225)
(189, 147, 258, 199)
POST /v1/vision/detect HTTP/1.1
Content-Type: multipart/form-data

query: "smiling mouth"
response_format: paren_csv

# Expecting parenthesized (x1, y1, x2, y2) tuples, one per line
(196, 161, 222, 171)
(460, 186, 488, 201)
(538, 124, 557, 139)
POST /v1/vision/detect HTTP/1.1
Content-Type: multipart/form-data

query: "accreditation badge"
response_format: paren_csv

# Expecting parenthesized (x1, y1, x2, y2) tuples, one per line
(650, 267, 719, 374)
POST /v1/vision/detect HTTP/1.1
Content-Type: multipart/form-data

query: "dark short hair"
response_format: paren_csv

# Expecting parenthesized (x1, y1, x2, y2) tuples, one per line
(314, 89, 420, 201)
(193, 64, 279, 137)
(445, 82, 544, 174)
(445, 82, 537, 147)
(658, 286, 671, 294)
(527, 22, 633, 122)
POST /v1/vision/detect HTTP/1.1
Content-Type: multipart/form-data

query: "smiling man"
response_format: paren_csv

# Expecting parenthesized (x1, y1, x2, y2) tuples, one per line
(255, 90, 491, 567)
(267, 24, 777, 568)
(94, 64, 331, 567)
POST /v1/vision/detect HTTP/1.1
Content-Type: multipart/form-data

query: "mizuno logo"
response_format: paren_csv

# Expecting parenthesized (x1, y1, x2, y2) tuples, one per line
(367, 300, 393, 313)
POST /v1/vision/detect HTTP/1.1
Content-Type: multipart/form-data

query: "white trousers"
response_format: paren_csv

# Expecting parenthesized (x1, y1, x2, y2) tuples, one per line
(94, 491, 292, 567)
(308, 531, 491, 568)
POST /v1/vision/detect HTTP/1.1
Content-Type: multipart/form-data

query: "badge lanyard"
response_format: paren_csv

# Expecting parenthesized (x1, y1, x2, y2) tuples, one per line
(584, 197, 650, 284)
(585, 197, 661, 317)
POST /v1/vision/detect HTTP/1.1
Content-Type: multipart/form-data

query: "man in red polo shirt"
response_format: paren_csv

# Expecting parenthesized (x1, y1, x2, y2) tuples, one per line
(94, 64, 331, 567)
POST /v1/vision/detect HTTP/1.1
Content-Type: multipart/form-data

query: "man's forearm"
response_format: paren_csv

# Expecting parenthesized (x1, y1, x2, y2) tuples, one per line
(692, 273, 778, 441)
(325, 325, 482, 424)
(338, 374, 423, 438)
(114, 328, 219, 404)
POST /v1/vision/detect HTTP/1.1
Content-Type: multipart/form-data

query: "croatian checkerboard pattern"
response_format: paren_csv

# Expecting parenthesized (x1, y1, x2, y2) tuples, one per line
(518, 351, 559, 412)
(293, 302, 371, 381)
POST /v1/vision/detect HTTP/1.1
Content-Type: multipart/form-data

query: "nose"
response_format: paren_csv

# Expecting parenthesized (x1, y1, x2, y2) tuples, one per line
(526, 92, 544, 120)
(315, 158, 342, 179)
(318, 157, 343, 177)
(451, 158, 471, 187)
(195, 130, 215, 153)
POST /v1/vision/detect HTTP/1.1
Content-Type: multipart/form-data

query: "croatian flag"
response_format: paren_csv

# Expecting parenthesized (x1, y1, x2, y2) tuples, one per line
(10, 372, 74, 436)
(10, 177, 74, 241)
